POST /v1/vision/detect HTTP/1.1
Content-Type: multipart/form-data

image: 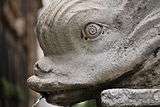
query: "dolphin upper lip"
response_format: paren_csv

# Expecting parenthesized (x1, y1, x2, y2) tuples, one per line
(27, 75, 100, 106)
(27, 75, 97, 93)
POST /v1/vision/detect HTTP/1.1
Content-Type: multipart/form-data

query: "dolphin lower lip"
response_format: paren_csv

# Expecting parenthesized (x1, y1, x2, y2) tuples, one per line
(40, 88, 73, 97)
(40, 91, 74, 104)
(42, 92, 73, 106)
(40, 88, 98, 106)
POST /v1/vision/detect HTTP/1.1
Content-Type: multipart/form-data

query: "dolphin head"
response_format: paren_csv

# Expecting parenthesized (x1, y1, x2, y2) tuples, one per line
(27, 0, 160, 106)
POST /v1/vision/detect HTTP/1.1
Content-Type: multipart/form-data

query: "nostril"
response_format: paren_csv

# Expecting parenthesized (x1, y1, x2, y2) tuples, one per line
(34, 62, 53, 75)
(35, 63, 41, 70)
(47, 69, 53, 73)
(34, 63, 41, 76)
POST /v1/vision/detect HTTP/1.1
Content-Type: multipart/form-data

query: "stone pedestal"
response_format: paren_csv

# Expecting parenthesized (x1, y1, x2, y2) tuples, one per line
(101, 89, 160, 107)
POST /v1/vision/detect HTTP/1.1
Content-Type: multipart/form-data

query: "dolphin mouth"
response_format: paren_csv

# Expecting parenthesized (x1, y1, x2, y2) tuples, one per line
(27, 53, 105, 106)
(27, 53, 110, 92)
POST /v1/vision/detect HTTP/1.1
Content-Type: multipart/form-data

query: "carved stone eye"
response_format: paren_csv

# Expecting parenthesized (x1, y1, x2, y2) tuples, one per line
(82, 22, 103, 40)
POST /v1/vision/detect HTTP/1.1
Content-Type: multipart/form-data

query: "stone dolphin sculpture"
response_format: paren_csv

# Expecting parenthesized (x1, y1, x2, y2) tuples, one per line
(27, 0, 160, 106)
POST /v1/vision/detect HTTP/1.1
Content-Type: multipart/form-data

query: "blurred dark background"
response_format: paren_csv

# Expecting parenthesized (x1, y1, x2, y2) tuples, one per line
(0, 0, 42, 107)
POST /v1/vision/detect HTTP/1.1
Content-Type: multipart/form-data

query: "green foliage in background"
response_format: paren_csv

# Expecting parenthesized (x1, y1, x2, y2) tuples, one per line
(73, 100, 96, 107)
(0, 78, 28, 101)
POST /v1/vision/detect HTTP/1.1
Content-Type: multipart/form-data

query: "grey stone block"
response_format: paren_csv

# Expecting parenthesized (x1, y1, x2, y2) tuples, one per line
(101, 89, 160, 107)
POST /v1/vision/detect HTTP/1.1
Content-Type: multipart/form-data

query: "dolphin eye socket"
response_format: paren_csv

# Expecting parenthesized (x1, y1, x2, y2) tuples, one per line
(82, 22, 103, 40)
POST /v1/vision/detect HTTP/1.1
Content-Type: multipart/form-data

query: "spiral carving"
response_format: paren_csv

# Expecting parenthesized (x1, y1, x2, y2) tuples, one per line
(82, 23, 102, 40)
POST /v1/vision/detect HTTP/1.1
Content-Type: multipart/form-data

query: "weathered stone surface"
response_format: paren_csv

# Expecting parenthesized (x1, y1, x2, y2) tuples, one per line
(101, 89, 160, 107)
(108, 51, 160, 89)
(27, 0, 160, 106)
